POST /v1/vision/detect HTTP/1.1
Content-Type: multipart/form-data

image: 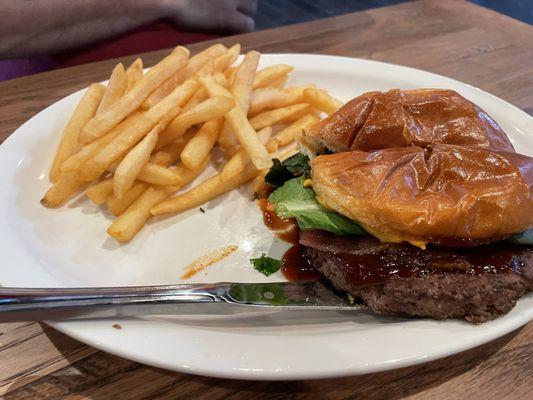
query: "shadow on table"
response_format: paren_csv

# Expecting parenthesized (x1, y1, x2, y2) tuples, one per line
(2, 324, 523, 400)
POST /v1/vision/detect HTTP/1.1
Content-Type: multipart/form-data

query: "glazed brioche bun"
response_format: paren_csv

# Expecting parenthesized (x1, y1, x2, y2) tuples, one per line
(311, 145, 533, 247)
(302, 89, 515, 154)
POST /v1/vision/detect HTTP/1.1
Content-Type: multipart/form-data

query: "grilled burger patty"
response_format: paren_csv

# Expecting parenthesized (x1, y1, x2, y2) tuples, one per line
(300, 230, 532, 323)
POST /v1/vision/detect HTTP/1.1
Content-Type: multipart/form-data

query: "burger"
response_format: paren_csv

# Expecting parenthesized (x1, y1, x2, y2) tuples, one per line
(263, 89, 533, 323)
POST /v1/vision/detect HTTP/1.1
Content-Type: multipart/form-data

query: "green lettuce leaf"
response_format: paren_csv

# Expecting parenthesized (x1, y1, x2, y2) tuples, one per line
(250, 254, 282, 276)
(264, 153, 311, 187)
(268, 177, 366, 236)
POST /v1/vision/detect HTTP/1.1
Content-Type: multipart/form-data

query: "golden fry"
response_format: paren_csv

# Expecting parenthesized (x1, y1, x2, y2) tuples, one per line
(268, 75, 288, 88)
(149, 130, 196, 166)
(199, 75, 272, 170)
(108, 186, 175, 242)
(151, 167, 257, 216)
(157, 95, 235, 149)
(253, 64, 294, 89)
(59, 111, 140, 173)
(49, 83, 105, 182)
(41, 172, 85, 208)
(250, 103, 310, 130)
(86, 177, 113, 205)
(183, 71, 226, 111)
(142, 44, 226, 109)
(248, 85, 314, 115)
(79, 46, 189, 144)
(221, 126, 271, 180)
(213, 44, 241, 71)
(113, 123, 159, 198)
(97, 63, 127, 115)
(224, 66, 238, 86)
(107, 181, 148, 216)
(125, 59, 143, 93)
(108, 157, 209, 241)
(218, 50, 260, 150)
(107, 130, 196, 211)
(180, 117, 223, 170)
(303, 88, 343, 114)
(137, 163, 184, 186)
(265, 113, 319, 152)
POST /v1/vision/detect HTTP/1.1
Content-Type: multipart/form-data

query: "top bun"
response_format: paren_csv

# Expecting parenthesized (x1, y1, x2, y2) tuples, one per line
(303, 89, 515, 153)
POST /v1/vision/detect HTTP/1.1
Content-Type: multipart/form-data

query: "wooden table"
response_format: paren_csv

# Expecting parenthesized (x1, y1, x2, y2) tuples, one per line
(1, 0, 532, 398)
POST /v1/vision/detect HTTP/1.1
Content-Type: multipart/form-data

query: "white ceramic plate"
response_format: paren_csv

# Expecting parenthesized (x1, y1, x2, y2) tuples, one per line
(1, 54, 532, 380)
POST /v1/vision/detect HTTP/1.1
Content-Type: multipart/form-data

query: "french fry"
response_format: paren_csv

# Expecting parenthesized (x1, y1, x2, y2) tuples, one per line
(151, 166, 257, 216)
(253, 64, 294, 89)
(108, 186, 175, 241)
(228, 51, 260, 112)
(149, 129, 196, 166)
(180, 117, 223, 170)
(106, 130, 196, 214)
(125, 59, 143, 93)
(224, 66, 237, 86)
(142, 44, 226, 109)
(107, 181, 148, 216)
(78, 77, 194, 181)
(250, 103, 311, 131)
(199, 75, 272, 170)
(59, 111, 141, 173)
(113, 122, 160, 198)
(97, 63, 127, 115)
(248, 85, 315, 115)
(265, 113, 319, 152)
(268, 75, 288, 88)
(182, 70, 227, 111)
(218, 50, 260, 150)
(213, 44, 241, 72)
(41, 172, 85, 207)
(156, 95, 235, 149)
(303, 88, 343, 114)
(79, 46, 190, 144)
(108, 157, 210, 242)
(221, 127, 271, 180)
(183, 88, 207, 111)
(137, 164, 184, 186)
(252, 169, 269, 197)
(49, 83, 105, 182)
(86, 177, 113, 205)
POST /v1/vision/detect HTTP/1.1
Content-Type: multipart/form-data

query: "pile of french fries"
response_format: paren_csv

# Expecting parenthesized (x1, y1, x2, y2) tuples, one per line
(41, 43, 343, 243)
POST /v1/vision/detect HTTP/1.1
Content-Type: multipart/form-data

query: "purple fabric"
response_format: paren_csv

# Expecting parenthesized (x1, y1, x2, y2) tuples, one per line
(0, 57, 58, 81)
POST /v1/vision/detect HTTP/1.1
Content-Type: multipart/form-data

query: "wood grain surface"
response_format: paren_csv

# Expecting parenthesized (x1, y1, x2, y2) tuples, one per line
(0, 0, 532, 399)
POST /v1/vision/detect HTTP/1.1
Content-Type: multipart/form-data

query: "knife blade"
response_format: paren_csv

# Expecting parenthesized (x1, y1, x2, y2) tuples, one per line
(0, 281, 367, 322)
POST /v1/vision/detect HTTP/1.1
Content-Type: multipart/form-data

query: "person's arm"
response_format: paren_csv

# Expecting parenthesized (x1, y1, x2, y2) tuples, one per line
(0, 0, 167, 58)
(0, 0, 256, 59)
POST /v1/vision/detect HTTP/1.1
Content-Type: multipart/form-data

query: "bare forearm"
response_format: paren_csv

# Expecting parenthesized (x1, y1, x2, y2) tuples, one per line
(0, 0, 168, 58)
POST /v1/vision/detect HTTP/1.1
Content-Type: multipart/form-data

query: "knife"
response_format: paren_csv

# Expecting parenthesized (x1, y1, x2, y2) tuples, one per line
(0, 281, 368, 322)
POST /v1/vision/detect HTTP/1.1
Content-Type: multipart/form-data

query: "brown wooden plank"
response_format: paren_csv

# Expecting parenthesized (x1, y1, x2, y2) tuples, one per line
(0, 0, 532, 398)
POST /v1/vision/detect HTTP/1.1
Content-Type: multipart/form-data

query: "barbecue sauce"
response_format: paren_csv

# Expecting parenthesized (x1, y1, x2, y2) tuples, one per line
(315, 241, 525, 287)
(258, 199, 299, 244)
(281, 244, 321, 281)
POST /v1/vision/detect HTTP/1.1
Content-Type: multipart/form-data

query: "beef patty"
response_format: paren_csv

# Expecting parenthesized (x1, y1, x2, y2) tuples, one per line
(300, 230, 533, 323)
